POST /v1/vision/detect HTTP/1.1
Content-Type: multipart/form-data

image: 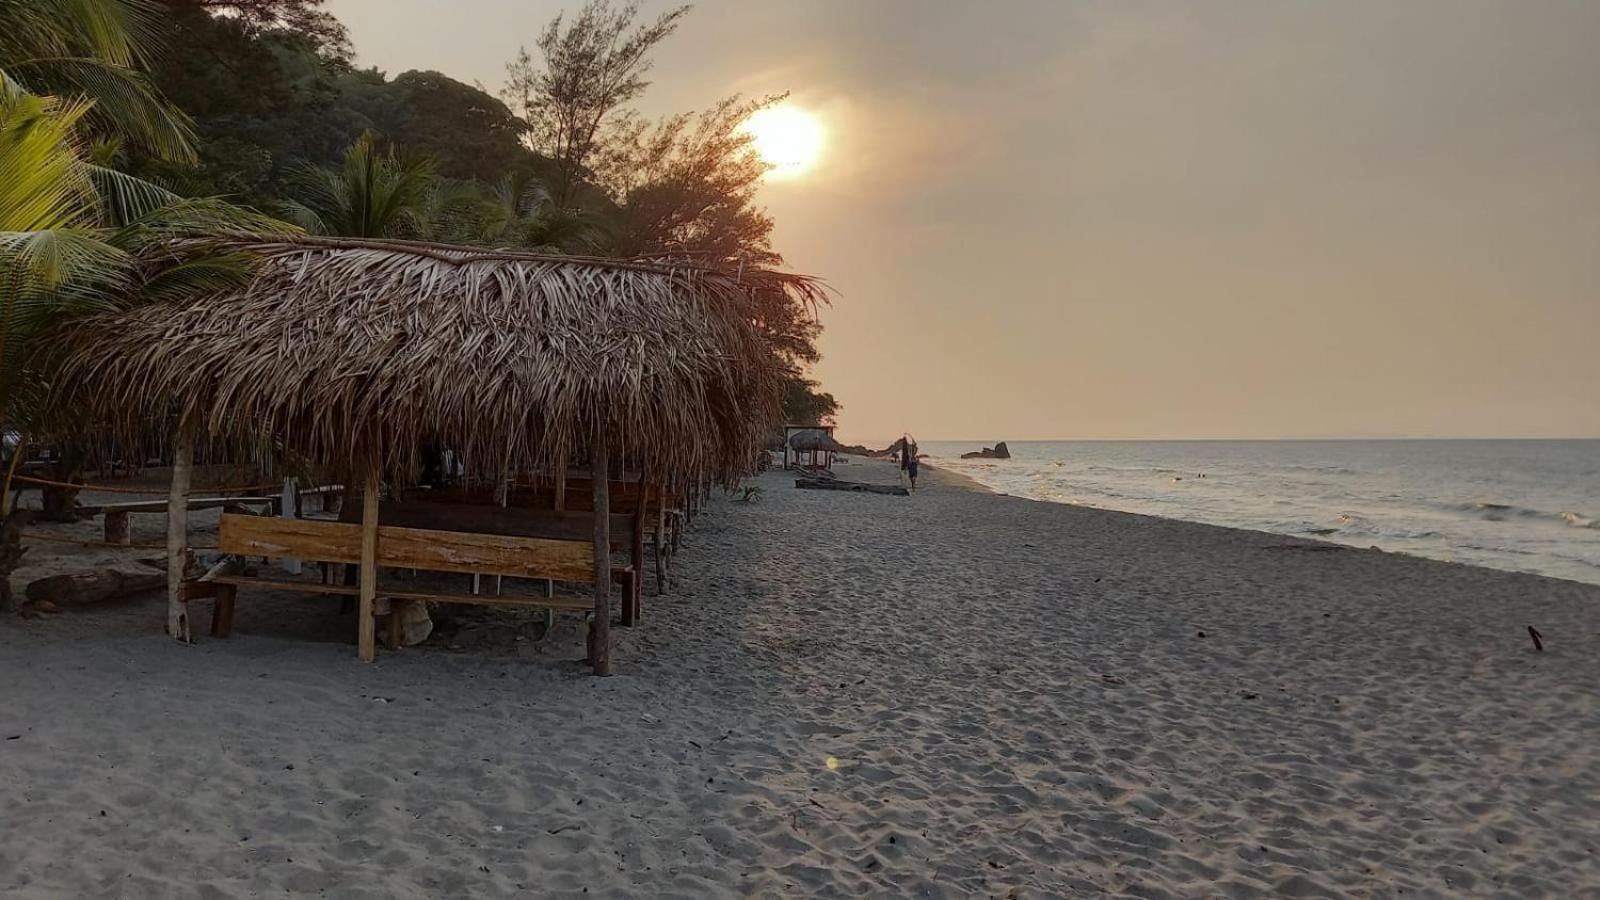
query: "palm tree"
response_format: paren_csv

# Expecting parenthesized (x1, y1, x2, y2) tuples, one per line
(473, 170, 609, 252)
(0, 88, 283, 455)
(0, 2, 286, 531)
(280, 132, 437, 238)
(0, 0, 195, 162)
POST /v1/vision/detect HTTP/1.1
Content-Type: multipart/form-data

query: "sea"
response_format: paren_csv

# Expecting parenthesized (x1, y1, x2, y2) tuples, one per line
(920, 440, 1600, 586)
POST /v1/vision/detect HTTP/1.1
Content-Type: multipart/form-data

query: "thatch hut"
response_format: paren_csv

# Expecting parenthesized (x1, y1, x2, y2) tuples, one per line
(43, 235, 821, 673)
(784, 425, 844, 471)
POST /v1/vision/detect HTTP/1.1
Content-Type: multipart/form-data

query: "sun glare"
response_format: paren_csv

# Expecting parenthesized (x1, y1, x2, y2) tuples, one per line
(743, 105, 824, 179)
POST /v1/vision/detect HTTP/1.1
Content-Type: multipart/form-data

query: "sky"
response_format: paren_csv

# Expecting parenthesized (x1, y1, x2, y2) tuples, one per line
(327, 0, 1600, 443)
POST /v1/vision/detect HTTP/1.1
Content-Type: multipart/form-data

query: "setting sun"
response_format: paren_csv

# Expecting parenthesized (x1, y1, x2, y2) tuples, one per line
(742, 105, 824, 179)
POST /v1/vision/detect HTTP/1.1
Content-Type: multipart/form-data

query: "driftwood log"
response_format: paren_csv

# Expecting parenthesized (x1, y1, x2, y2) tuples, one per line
(795, 477, 909, 497)
(25, 565, 165, 607)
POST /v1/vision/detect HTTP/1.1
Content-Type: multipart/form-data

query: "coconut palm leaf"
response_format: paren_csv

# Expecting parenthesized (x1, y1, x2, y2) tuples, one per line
(0, 92, 95, 232)
(0, 0, 156, 70)
(5, 56, 194, 162)
(85, 160, 178, 226)
(284, 132, 437, 238)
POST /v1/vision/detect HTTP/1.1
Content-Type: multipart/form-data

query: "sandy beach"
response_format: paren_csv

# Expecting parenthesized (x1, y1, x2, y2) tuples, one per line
(3, 457, 1599, 898)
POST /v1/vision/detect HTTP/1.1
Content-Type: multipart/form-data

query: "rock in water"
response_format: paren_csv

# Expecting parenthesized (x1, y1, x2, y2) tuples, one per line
(960, 441, 1012, 460)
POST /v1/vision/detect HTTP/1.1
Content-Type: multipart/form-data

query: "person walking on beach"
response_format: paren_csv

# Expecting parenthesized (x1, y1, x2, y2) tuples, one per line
(900, 434, 920, 492)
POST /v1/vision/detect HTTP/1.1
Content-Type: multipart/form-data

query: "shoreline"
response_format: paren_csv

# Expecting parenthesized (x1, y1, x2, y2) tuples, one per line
(919, 454, 1600, 592)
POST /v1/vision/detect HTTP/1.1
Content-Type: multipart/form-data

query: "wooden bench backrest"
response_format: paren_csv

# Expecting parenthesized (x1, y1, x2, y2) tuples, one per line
(218, 513, 595, 582)
(411, 484, 664, 517)
(340, 498, 636, 547)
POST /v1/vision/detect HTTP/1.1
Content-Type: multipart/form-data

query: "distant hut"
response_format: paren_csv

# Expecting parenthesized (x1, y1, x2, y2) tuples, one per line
(786, 427, 844, 472)
(43, 236, 821, 673)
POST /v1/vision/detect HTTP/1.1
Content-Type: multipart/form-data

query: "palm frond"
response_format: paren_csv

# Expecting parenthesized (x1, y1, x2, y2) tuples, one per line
(0, 227, 130, 295)
(6, 56, 194, 162)
(0, 92, 96, 232)
(84, 161, 176, 225)
(0, 0, 161, 68)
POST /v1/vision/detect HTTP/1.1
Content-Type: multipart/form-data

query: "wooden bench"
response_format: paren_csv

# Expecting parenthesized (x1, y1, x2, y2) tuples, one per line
(338, 497, 644, 619)
(424, 479, 679, 591)
(194, 512, 635, 659)
(87, 484, 343, 545)
(85, 496, 276, 545)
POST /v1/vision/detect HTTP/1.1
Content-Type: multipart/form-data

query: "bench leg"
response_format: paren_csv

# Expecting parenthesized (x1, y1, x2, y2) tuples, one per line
(104, 511, 131, 546)
(210, 584, 237, 639)
(386, 598, 405, 650)
(620, 570, 637, 627)
(653, 528, 668, 594)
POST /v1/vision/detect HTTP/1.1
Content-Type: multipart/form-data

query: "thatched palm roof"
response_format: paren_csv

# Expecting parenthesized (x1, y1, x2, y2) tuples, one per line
(787, 428, 845, 452)
(44, 235, 823, 481)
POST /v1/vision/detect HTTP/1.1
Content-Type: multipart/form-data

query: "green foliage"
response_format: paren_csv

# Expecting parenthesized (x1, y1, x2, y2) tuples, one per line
(280, 131, 435, 237)
(782, 378, 839, 427)
(0, 4, 290, 436)
(501, 0, 690, 206)
(0, 0, 196, 161)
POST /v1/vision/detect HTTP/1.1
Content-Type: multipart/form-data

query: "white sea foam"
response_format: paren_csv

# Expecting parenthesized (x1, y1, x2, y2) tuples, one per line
(924, 439, 1600, 585)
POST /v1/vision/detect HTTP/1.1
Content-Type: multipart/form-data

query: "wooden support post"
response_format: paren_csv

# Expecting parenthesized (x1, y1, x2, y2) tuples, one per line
(357, 464, 380, 662)
(654, 503, 668, 594)
(553, 467, 567, 511)
(166, 412, 196, 642)
(589, 434, 612, 675)
(104, 510, 131, 546)
(624, 471, 646, 624)
(280, 477, 302, 575)
(492, 463, 509, 596)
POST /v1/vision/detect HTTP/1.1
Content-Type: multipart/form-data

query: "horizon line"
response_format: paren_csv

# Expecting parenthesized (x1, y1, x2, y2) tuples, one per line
(843, 435, 1600, 443)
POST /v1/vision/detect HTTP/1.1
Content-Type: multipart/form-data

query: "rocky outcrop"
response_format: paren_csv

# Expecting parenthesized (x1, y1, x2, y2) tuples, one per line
(960, 441, 1011, 460)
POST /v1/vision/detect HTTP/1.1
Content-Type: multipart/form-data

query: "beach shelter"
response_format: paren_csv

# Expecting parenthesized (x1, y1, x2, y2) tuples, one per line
(786, 427, 844, 471)
(43, 235, 820, 673)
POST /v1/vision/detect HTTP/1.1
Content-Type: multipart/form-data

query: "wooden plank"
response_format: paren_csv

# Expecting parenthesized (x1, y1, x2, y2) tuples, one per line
(80, 496, 278, 517)
(358, 469, 380, 662)
(220, 514, 364, 561)
(344, 498, 635, 546)
(375, 525, 593, 582)
(210, 575, 356, 595)
(166, 412, 195, 643)
(416, 482, 660, 516)
(590, 436, 612, 676)
(207, 575, 594, 612)
(219, 514, 597, 583)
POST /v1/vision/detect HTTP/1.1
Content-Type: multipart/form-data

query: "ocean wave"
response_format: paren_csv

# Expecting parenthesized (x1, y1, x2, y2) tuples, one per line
(1457, 501, 1597, 528)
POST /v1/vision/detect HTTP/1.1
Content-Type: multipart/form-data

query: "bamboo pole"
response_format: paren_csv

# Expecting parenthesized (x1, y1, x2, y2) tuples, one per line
(589, 434, 612, 675)
(358, 464, 380, 662)
(624, 465, 646, 626)
(166, 411, 196, 642)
